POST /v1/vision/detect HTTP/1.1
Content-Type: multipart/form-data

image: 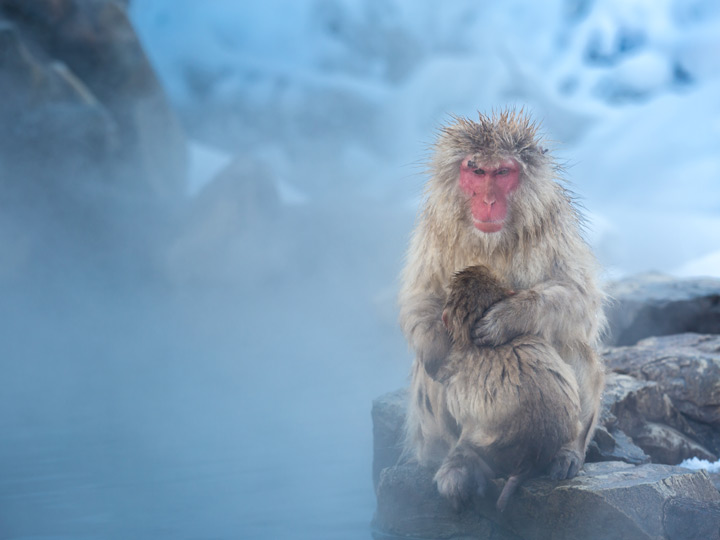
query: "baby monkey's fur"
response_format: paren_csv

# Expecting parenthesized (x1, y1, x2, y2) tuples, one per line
(434, 265, 581, 511)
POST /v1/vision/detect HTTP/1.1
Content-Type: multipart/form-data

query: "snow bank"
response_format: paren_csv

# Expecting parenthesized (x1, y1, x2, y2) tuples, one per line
(680, 457, 720, 473)
(130, 0, 720, 277)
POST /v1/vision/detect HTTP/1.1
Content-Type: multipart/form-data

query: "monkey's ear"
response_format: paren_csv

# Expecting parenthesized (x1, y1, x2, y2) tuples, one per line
(441, 309, 449, 329)
(507, 289, 516, 296)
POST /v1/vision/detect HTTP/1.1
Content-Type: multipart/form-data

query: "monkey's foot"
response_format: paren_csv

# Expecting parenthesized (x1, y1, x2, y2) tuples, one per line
(549, 448, 583, 480)
(435, 464, 473, 511)
(434, 460, 489, 511)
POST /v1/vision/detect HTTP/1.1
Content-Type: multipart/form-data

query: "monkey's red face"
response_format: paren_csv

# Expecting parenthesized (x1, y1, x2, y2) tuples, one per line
(459, 156, 520, 233)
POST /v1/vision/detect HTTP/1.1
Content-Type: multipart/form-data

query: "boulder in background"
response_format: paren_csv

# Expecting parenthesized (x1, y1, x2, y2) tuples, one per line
(605, 273, 720, 346)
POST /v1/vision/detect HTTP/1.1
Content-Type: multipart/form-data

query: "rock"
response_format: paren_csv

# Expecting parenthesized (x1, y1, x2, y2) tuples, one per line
(163, 156, 290, 287)
(374, 461, 720, 540)
(709, 471, 720, 492)
(0, 14, 122, 275)
(604, 333, 720, 456)
(632, 422, 716, 465)
(372, 389, 407, 489)
(605, 273, 720, 346)
(598, 372, 715, 465)
(0, 17, 118, 191)
(586, 424, 650, 465)
(0, 0, 187, 275)
(0, 0, 186, 203)
(663, 497, 720, 540)
(374, 462, 520, 540)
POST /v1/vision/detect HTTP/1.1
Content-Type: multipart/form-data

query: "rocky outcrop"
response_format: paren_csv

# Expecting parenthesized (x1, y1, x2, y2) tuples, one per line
(163, 156, 289, 286)
(604, 333, 720, 460)
(595, 370, 716, 466)
(373, 332, 720, 539)
(605, 274, 720, 346)
(372, 389, 407, 489)
(0, 0, 186, 200)
(0, 0, 187, 274)
(374, 461, 720, 540)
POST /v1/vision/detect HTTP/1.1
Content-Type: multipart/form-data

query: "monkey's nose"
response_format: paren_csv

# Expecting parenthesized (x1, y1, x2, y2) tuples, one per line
(482, 184, 496, 205)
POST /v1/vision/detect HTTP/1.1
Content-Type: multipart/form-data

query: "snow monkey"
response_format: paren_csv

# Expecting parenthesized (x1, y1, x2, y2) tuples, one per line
(434, 265, 581, 511)
(398, 109, 605, 487)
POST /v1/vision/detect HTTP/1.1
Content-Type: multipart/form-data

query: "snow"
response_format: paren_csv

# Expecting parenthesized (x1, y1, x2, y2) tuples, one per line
(680, 457, 720, 473)
(130, 0, 720, 278)
(675, 249, 720, 279)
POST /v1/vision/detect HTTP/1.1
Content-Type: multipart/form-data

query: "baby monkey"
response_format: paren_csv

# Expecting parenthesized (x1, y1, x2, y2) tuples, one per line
(434, 265, 582, 511)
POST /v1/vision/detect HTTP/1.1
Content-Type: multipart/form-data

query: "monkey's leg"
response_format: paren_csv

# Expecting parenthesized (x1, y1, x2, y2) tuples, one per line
(548, 446, 583, 480)
(549, 403, 601, 480)
(434, 439, 493, 511)
(549, 348, 604, 480)
(406, 364, 458, 465)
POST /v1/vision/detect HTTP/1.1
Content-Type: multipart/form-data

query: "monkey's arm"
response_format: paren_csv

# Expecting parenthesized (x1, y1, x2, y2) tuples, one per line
(471, 279, 601, 347)
(399, 288, 451, 378)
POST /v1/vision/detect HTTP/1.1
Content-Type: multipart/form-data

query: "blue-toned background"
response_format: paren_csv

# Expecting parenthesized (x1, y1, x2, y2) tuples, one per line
(1, 1, 719, 538)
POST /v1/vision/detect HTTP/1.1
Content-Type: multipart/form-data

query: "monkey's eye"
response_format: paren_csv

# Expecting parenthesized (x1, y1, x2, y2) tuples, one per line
(473, 168, 486, 176)
(497, 168, 510, 176)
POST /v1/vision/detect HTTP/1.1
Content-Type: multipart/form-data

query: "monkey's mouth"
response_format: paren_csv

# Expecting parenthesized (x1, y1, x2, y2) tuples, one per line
(473, 218, 504, 233)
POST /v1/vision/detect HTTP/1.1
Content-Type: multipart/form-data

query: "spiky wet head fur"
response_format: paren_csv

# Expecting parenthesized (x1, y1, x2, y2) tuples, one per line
(426, 109, 568, 253)
(439, 110, 545, 172)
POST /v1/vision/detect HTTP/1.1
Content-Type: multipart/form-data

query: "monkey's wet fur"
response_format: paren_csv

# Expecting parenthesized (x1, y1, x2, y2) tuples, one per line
(398, 109, 605, 513)
(436, 265, 581, 511)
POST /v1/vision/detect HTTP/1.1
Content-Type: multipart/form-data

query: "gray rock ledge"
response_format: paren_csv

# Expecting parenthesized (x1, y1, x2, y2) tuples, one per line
(373, 461, 720, 540)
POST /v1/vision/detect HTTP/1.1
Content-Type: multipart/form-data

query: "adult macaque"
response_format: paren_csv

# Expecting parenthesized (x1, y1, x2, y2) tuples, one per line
(434, 265, 581, 511)
(399, 110, 605, 481)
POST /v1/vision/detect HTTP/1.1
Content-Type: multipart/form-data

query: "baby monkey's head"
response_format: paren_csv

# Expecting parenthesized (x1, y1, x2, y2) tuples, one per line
(442, 265, 513, 346)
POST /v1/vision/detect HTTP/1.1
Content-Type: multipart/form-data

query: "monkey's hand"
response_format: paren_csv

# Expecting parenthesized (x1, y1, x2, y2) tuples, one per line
(471, 290, 538, 346)
(548, 447, 583, 480)
(417, 324, 452, 380)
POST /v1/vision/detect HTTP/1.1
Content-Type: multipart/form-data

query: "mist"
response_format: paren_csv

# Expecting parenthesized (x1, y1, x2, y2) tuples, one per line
(1, 1, 719, 539)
